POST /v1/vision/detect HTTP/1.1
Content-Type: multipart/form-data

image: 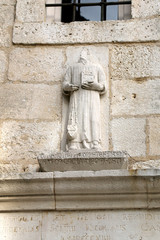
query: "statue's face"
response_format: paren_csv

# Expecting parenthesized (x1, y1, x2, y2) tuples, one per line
(80, 50, 88, 61)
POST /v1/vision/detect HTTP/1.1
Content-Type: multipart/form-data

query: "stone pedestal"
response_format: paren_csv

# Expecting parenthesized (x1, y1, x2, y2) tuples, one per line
(1, 169, 160, 239)
(38, 151, 128, 171)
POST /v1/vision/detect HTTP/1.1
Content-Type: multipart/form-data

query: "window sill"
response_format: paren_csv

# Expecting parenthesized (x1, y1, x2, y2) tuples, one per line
(13, 17, 160, 45)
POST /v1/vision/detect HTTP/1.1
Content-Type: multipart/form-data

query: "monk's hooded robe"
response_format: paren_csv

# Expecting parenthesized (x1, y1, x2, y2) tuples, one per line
(63, 60, 106, 149)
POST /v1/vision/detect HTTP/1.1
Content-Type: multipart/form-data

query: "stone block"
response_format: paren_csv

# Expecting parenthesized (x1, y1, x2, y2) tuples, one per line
(28, 84, 62, 121)
(149, 117, 160, 156)
(41, 210, 160, 239)
(0, 163, 39, 173)
(0, 6, 14, 47)
(0, 51, 7, 83)
(111, 45, 160, 81)
(2, 210, 160, 239)
(0, 121, 61, 162)
(16, 0, 45, 23)
(111, 79, 160, 116)
(0, 0, 16, 5)
(8, 47, 65, 83)
(132, 160, 160, 170)
(132, 0, 160, 18)
(111, 118, 146, 157)
(0, 84, 62, 120)
(0, 6, 14, 27)
(13, 17, 160, 44)
(0, 28, 11, 47)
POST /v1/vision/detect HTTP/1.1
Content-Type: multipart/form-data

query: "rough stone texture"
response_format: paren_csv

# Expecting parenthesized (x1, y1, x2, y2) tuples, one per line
(111, 45, 160, 81)
(0, 51, 7, 83)
(111, 79, 160, 116)
(28, 84, 62, 120)
(0, 5, 14, 47)
(13, 17, 160, 44)
(0, 121, 61, 162)
(8, 47, 65, 83)
(0, 0, 16, 5)
(0, 84, 62, 120)
(0, 163, 39, 173)
(111, 118, 146, 157)
(16, 0, 45, 23)
(132, 0, 160, 18)
(132, 160, 160, 170)
(0, 6, 15, 27)
(149, 117, 160, 156)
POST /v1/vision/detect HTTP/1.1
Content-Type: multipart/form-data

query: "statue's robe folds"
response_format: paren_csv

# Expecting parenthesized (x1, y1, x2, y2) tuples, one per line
(63, 62, 106, 149)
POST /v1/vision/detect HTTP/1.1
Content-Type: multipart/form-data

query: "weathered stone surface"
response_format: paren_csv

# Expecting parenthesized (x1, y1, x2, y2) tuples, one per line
(39, 151, 128, 172)
(0, 121, 61, 161)
(111, 79, 160, 116)
(42, 210, 160, 239)
(0, 6, 14, 27)
(0, 84, 61, 120)
(8, 47, 65, 83)
(0, 163, 39, 173)
(111, 118, 146, 157)
(0, 6, 14, 47)
(0, 172, 54, 196)
(111, 45, 160, 81)
(13, 17, 160, 44)
(0, 51, 7, 83)
(1, 209, 160, 239)
(16, 0, 45, 23)
(0, 0, 16, 5)
(28, 84, 62, 120)
(132, 0, 160, 18)
(149, 117, 160, 156)
(132, 160, 160, 170)
(0, 170, 160, 211)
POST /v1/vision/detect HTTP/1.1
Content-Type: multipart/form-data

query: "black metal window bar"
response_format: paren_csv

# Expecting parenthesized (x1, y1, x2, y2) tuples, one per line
(46, 0, 131, 22)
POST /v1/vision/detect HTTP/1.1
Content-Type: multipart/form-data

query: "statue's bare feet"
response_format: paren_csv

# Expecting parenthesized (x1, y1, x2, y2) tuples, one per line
(82, 140, 89, 149)
(69, 142, 77, 150)
(92, 141, 101, 150)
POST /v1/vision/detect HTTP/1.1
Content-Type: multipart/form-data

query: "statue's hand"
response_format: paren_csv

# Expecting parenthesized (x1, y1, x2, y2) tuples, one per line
(64, 84, 79, 92)
(82, 82, 104, 91)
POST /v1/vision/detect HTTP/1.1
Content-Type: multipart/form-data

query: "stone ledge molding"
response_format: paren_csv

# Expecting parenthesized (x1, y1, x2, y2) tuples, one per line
(13, 17, 160, 45)
(1, 170, 160, 211)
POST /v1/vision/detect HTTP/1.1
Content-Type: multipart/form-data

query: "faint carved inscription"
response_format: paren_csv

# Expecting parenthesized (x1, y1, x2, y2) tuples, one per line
(1, 211, 160, 240)
(0, 214, 41, 240)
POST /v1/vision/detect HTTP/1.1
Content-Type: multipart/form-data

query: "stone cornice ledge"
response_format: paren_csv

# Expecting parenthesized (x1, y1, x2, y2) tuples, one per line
(13, 17, 160, 45)
(0, 169, 160, 212)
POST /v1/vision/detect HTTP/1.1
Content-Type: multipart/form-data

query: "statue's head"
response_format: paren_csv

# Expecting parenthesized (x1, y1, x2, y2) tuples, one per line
(79, 49, 89, 63)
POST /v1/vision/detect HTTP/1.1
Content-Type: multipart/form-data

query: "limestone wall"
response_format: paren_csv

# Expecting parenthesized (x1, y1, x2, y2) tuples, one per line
(0, 0, 159, 172)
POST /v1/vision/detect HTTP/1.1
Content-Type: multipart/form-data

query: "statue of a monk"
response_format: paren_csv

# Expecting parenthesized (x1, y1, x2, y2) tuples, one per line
(63, 49, 106, 151)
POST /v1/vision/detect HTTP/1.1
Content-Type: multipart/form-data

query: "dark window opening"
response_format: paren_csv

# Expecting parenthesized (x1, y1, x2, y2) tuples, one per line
(46, 0, 132, 23)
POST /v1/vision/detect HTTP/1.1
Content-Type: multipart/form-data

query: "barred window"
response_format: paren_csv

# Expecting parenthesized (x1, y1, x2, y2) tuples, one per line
(46, 0, 131, 23)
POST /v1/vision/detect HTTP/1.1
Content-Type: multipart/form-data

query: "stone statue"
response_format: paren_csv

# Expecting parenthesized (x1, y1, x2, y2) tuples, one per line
(63, 49, 106, 151)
